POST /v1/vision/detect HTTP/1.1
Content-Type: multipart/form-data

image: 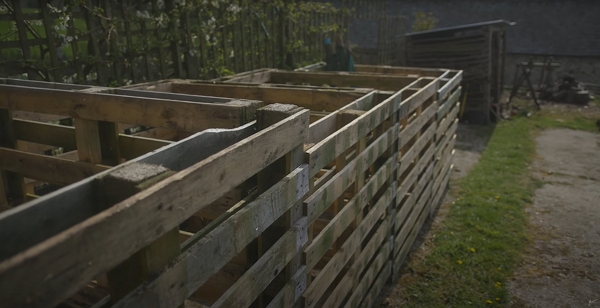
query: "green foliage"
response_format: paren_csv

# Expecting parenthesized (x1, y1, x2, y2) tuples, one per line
(411, 11, 437, 32)
(0, 1, 348, 85)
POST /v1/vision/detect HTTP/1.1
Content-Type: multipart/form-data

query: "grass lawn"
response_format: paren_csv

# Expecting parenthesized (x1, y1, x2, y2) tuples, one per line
(397, 100, 598, 307)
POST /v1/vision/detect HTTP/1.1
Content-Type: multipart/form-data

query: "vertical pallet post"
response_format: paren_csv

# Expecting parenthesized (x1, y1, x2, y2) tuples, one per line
(256, 103, 306, 307)
(102, 163, 180, 303)
(74, 88, 121, 165)
(0, 109, 26, 206)
(74, 118, 103, 164)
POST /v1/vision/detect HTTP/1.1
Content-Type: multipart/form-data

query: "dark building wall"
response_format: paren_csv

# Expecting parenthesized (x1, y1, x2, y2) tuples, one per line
(385, 0, 600, 57)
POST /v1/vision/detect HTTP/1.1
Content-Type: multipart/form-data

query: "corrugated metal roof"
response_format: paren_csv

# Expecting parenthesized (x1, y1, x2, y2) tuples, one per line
(406, 20, 516, 37)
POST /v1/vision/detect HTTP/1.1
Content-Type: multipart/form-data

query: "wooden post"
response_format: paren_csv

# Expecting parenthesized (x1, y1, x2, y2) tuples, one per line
(74, 118, 103, 164)
(256, 103, 306, 307)
(103, 162, 180, 303)
(0, 109, 26, 205)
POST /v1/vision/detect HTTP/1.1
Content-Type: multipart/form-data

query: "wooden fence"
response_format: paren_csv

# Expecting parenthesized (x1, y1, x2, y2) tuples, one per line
(0, 65, 461, 308)
(0, 0, 347, 85)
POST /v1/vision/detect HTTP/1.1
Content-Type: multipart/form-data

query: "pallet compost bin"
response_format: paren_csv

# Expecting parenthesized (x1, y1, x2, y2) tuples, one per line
(0, 65, 461, 308)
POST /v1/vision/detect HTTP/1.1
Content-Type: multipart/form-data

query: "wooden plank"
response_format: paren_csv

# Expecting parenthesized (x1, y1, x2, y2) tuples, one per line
(0, 85, 261, 131)
(304, 157, 394, 271)
(393, 182, 434, 276)
(397, 143, 435, 202)
(437, 86, 462, 119)
(269, 71, 418, 91)
(398, 122, 436, 177)
(436, 103, 460, 139)
(398, 101, 438, 149)
(212, 217, 308, 308)
(320, 221, 390, 308)
(0, 111, 309, 308)
(118, 135, 173, 160)
(354, 65, 447, 77)
(0, 148, 109, 186)
(115, 167, 308, 308)
(358, 261, 392, 308)
(396, 162, 434, 230)
(435, 147, 455, 191)
(435, 120, 458, 157)
(344, 241, 392, 308)
(113, 88, 231, 104)
(306, 92, 376, 145)
(265, 266, 307, 308)
(13, 119, 77, 149)
(98, 121, 121, 166)
(398, 78, 438, 116)
(0, 122, 256, 262)
(306, 95, 400, 178)
(305, 128, 398, 224)
(171, 82, 365, 112)
(431, 164, 453, 215)
(395, 166, 434, 257)
(438, 71, 463, 100)
(303, 186, 392, 308)
(103, 163, 180, 302)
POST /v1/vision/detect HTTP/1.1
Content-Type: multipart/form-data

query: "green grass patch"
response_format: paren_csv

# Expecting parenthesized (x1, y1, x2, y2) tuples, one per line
(398, 111, 597, 307)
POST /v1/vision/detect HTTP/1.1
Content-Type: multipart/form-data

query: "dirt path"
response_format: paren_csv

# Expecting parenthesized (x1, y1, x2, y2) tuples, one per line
(509, 129, 600, 307)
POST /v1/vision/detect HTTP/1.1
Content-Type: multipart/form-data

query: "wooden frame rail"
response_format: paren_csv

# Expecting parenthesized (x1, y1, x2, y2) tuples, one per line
(0, 79, 261, 208)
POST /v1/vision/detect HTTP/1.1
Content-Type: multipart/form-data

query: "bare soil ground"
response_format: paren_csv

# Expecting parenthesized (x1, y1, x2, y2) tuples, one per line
(508, 129, 600, 308)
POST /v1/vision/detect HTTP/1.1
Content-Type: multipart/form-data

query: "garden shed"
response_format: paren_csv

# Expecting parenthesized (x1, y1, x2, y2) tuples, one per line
(406, 20, 514, 123)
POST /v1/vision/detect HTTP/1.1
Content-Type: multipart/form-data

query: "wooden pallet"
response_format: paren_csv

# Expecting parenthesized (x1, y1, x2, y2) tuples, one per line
(0, 66, 462, 308)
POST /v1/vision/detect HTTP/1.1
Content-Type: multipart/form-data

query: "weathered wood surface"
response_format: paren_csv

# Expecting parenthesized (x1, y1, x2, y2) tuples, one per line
(0, 66, 462, 308)
(0, 83, 261, 131)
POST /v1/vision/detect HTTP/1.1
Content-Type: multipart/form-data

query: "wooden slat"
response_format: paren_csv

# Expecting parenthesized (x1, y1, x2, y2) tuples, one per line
(344, 240, 392, 308)
(0, 111, 308, 308)
(0, 147, 109, 185)
(118, 135, 173, 160)
(304, 156, 394, 271)
(306, 95, 400, 178)
(437, 86, 462, 119)
(397, 143, 435, 202)
(394, 180, 434, 274)
(354, 64, 447, 77)
(13, 119, 77, 149)
(398, 122, 436, 177)
(438, 71, 463, 101)
(398, 78, 438, 116)
(305, 128, 397, 224)
(265, 266, 307, 308)
(116, 167, 307, 308)
(170, 82, 366, 112)
(358, 261, 392, 308)
(395, 165, 434, 256)
(212, 217, 308, 308)
(320, 220, 391, 308)
(0, 85, 261, 131)
(303, 184, 392, 307)
(398, 101, 438, 148)
(269, 71, 418, 91)
(436, 103, 460, 139)
(0, 122, 256, 263)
